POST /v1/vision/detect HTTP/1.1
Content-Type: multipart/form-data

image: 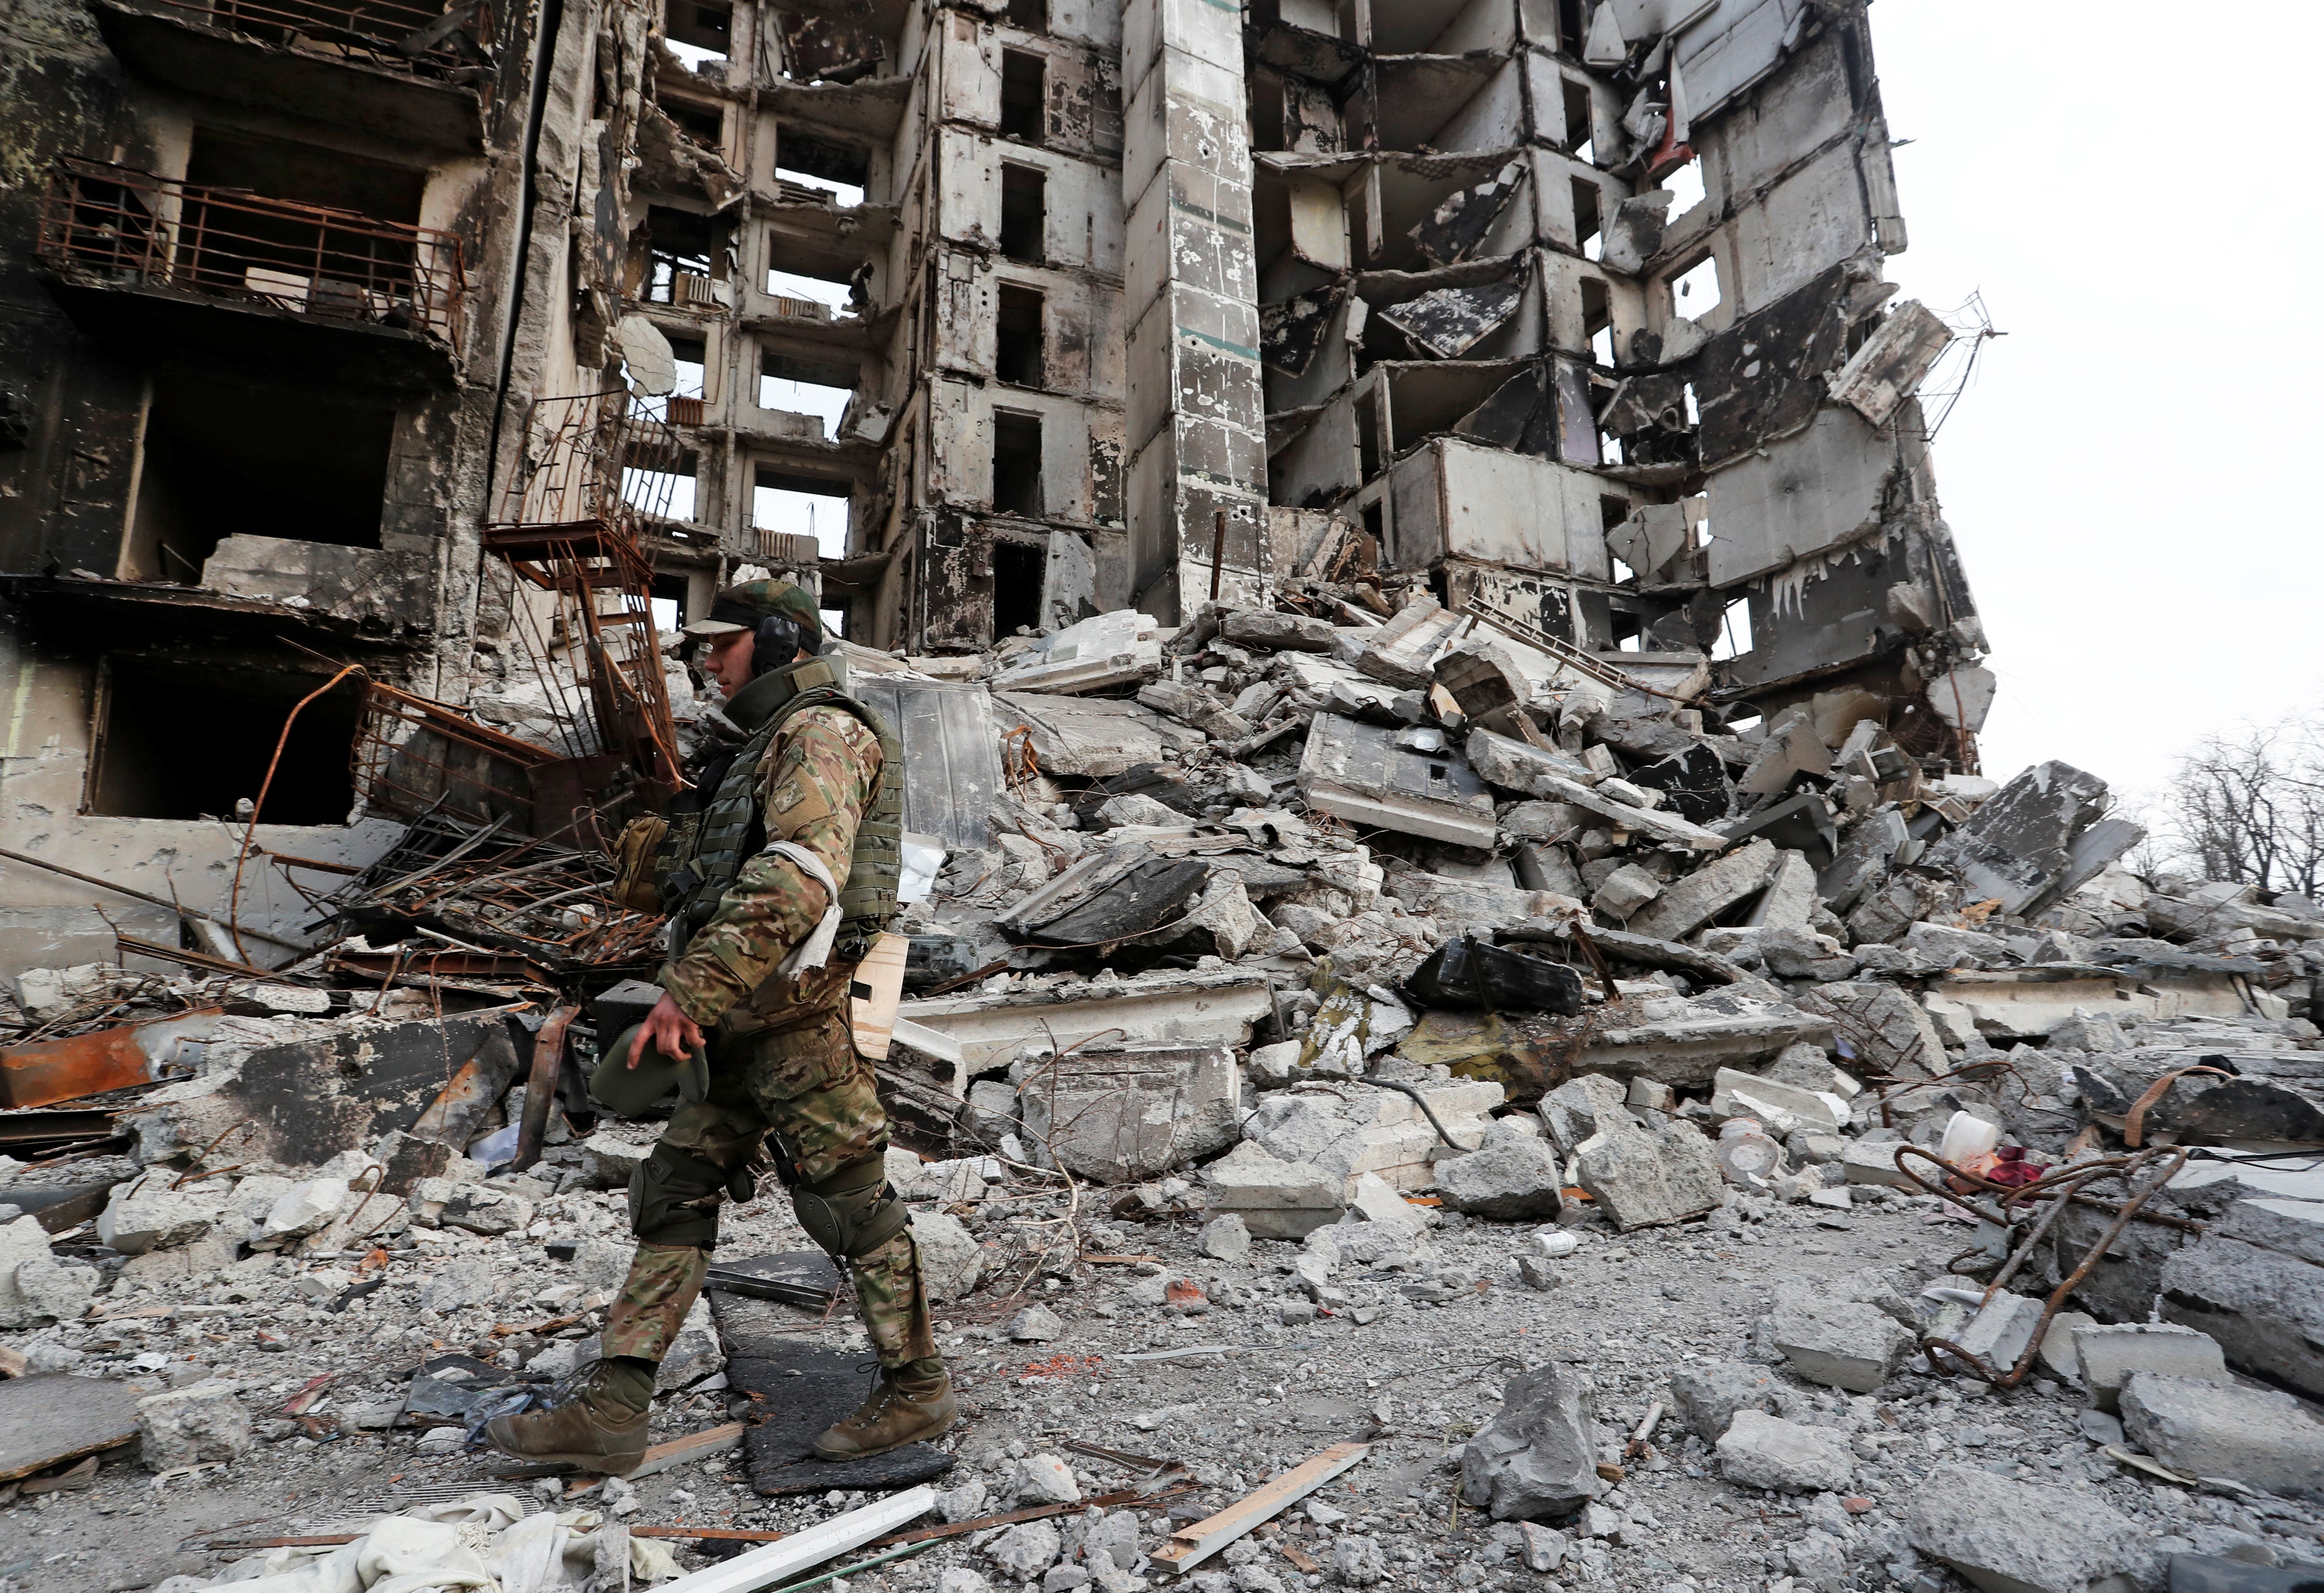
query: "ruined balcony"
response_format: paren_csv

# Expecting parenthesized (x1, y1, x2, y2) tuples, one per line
(92, 0, 493, 150)
(35, 158, 465, 388)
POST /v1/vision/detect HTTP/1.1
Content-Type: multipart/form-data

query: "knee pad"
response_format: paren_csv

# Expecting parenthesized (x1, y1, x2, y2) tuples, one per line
(628, 1142, 729, 1250)
(793, 1153, 911, 1261)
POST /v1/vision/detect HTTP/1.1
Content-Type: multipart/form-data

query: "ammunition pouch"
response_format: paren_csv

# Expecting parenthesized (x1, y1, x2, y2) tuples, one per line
(791, 1152, 910, 1261)
(610, 816, 670, 915)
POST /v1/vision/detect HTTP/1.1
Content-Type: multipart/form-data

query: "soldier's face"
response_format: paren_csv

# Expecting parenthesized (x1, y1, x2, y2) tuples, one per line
(704, 630, 756, 697)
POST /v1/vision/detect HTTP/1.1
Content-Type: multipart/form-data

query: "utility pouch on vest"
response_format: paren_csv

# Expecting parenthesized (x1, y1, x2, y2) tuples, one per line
(848, 932, 909, 1061)
(610, 816, 669, 914)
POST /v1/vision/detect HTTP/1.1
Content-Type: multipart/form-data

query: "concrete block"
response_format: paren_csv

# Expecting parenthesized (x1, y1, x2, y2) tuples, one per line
(1350, 1172, 1431, 1237)
(1716, 1411, 1853, 1493)
(137, 1379, 253, 1471)
(2038, 1310, 2095, 1382)
(1668, 1359, 1781, 1442)
(1537, 1073, 1630, 1155)
(1794, 982, 1946, 1078)
(1954, 1290, 2046, 1378)
(2070, 1323, 2228, 1413)
(1768, 1294, 1913, 1393)
(2119, 1373, 2324, 1499)
(1200, 1140, 1345, 1239)
(1572, 1113, 1724, 1232)
(1197, 1213, 1250, 1261)
(2158, 1235, 2324, 1401)
(1628, 840, 1780, 941)
(0, 1215, 97, 1327)
(656, 1294, 724, 1391)
(1017, 1042, 1241, 1183)
(1459, 1363, 1604, 1521)
(97, 1170, 230, 1256)
(1592, 864, 1662, 921)
(1840, 1139, 1917, 1189)
(1433, 1134, 1562, 1222)
(1905, 1464, 2152, 1593)
(1709, 1067, 1846, 1134)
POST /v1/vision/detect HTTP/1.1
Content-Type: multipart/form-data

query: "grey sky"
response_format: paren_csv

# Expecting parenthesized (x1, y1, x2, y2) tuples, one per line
(1864, 2, 2324, 813)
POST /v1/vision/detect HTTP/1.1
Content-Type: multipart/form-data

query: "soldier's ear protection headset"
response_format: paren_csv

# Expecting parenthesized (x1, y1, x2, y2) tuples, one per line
(751, 612, 813, 677)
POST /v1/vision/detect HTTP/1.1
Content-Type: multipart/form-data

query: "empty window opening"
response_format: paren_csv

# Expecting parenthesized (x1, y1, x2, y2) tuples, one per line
(991, 411, 1043, 514)
(1580, 275, 1614, 367)
(1006, 0, 1047, 29)
(765, 258, 854, 311)
(1361, 500, 1384, 545)
(1571, 177, 1602, 261)
(643, 207, 718, 305)
(994, 284, 1044, 385)
(1000, 50, 1046, 142)
(992, 540, 1046, 636)
(759, 349, 857, 437)
(820, 604, 848, 639)
(1556, 0, 1585, 55)
(1251, 75, 1286, 153)
(999, 164, 1046, 262)
(664, 0, 730, 66)
(1562, 79, 1594, 161)
(1712, 595, 1753, 661)
(90, 659, 359, 823)
(754, 466, 851, 557)
(1671, 254, 1722, 319)
(650, 574, 691, 635)
(125, 370, 392, 581)
(627, 446, 698, 521)
(1683, 382, 1700, 426)
(635, 332, 707, 422)
(179, 129, 426, 308)
(1661, 157, 1705, 221)
(776, 127, 869, 206)
(663, 99, 723, 146)
(1354, 390, 1382, 478)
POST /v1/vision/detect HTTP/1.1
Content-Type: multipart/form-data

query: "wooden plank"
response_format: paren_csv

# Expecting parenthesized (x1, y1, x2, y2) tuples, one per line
(1148, 1442, 1370, 1574)
(649, 1485, 936, 1593)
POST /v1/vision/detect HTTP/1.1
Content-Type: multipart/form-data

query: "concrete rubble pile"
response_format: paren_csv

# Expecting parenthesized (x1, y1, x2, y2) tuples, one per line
(4, 584, 2324, 1593)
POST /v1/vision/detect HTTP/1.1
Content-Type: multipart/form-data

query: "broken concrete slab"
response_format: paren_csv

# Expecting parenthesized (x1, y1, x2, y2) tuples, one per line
(2119, 1373, 2324, 1499)
(2071, 1323, 2228, 1413)
(1465, 728, 1603, 794)
(0, 1372, 145, 1482)
(993, 692, 1205, 778)
(1245, 1080, 1501, 1196)
(897, 970, 1275, 1082)
(1432, 1129, 1562, 1221)
(1201, 1142, 1348, 1240)
(1709, 1067, 1847, 1135)
(1571, 1111, 1724, 1231)
(1905, 1464, 2154, 1593)
(1716, 1411, 1853, 1494)
(1471, 749, 1733, 853)
(1628, 840, 1781, 943)
(1460, 1363, 1605, 1521)
(2157, 1234, 2324, 1402)
(1669, 1361, 1781, 1443)
(1794, 981, 1945, 1078)
(1575, 988, 1836, 1088)
(1817, 810, 1909, 913)
(1299, 714, 1498, 848)
(990, 611, 1163, 694)
(1925, 761, 2115, 916)
(1016, 1043, 1242, 1184)
(1356, 594, 1466, 689)
(1537, 1073, 1632, 1156)
(1768, 1292, 1913, 1392)
(137, 1379, 252, 1471)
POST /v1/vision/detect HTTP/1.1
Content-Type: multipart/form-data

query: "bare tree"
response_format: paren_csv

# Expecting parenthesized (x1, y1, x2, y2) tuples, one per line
(2160, 719, 2324, 898)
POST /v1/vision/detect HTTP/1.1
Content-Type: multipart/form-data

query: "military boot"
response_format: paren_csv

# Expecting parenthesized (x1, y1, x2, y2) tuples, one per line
(484, 1358, 652, 1475)
(814, 1357, 958, 1460)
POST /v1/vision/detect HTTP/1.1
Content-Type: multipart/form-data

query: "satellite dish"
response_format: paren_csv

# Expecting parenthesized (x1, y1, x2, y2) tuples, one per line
(616, 314, 677, 397)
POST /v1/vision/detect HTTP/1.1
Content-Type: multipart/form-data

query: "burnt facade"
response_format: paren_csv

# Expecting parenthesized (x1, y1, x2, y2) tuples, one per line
(0, 0, 1988, 969)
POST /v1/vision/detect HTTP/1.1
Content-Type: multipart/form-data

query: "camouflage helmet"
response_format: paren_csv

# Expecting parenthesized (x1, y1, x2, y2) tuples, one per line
(679, 579, 822, 644)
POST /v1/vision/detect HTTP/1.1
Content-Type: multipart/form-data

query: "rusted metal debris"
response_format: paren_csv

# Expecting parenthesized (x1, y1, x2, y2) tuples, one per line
(0, 1007, 222, 1110)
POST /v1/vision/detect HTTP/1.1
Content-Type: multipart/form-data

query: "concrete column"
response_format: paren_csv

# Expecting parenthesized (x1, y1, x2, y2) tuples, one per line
(1120, 0, 1267, 623)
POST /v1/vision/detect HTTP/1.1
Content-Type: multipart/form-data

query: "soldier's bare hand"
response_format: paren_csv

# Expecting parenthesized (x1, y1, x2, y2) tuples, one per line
(630, 994, 704, 1066)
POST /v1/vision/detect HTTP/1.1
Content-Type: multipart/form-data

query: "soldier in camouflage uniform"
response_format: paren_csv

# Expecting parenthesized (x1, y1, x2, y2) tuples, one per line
(487, 581, 953, 1476)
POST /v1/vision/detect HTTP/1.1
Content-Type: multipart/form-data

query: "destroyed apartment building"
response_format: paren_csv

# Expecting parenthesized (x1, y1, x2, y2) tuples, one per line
(4, 1, 2324, 1593)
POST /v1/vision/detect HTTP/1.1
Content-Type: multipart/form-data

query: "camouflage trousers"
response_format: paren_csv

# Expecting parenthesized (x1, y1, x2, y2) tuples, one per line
(602, 978, 935, 1370)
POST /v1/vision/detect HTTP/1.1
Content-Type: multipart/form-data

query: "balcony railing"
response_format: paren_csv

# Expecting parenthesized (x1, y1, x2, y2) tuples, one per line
(119, 0, 495, 82)
(36, 157, 467, 343)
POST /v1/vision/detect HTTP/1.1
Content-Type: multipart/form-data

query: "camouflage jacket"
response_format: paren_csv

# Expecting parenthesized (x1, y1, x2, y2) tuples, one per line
(656, 704, 884, 1027)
